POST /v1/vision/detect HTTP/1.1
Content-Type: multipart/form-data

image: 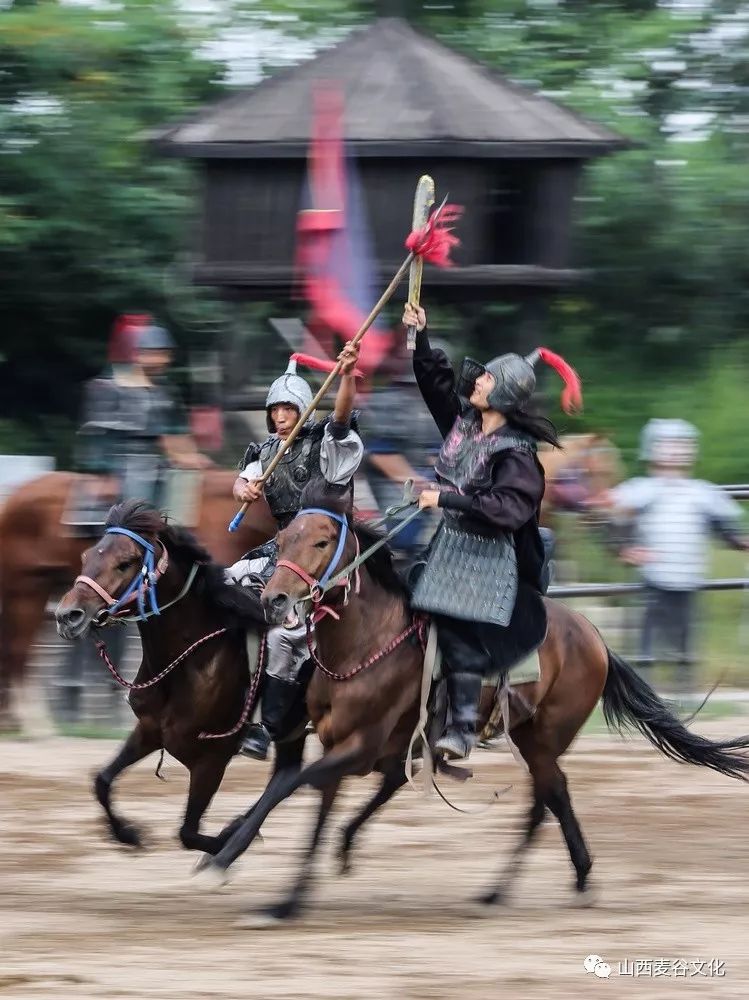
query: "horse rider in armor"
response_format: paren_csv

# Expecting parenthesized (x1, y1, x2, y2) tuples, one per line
(73, 319, 210, 528)
(229, 340, 363, 760)
(404, 302, 581, 761)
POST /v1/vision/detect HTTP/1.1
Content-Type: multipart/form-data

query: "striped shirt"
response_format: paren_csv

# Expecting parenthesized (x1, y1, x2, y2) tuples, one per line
(611, 477, 743, 590)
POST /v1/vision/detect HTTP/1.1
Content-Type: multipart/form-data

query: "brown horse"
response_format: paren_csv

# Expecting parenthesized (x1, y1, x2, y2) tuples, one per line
(0, 471, 275, 732)
(54, 499, 282, 854)
(198, 480, 749, 924)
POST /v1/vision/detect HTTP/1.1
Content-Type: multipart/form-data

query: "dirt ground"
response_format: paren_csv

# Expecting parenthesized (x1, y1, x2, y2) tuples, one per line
(2, 722, 749, 1000)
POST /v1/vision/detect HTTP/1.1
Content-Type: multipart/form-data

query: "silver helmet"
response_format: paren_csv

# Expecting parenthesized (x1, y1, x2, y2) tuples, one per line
(456, 347, 581, 415)
(640, 419, 699, 466)
(265, 357, 313, 432)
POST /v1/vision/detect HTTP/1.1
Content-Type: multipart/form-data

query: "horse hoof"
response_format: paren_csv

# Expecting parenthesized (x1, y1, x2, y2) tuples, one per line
(337, 848, 352, 877)
(236, 902, 298, 929)
(113, 823, 144, 849)
(475, 888, 505, 907)
(570, 882, 598, 908)
(192, 857, 230, 891)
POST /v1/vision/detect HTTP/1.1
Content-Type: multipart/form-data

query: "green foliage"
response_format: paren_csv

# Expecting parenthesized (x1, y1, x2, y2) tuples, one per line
(1, 0, 748, 482)
(0, 0, 226, 429)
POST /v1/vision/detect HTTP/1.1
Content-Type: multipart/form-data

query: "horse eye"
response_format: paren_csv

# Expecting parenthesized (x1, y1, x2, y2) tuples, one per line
(117, 560, 132, 572)
(314, 539, 329, 550)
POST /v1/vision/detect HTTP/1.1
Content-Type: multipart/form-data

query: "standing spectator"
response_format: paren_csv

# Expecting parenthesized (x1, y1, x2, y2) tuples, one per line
(602, 419, 749, 693)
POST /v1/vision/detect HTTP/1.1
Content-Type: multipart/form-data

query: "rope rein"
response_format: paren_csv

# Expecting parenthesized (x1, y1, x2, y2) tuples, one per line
(198, 633, 266, 740)
(95, 628, 228, 691)
(94, 628, 267, 741)
(306, 610, 428, 682)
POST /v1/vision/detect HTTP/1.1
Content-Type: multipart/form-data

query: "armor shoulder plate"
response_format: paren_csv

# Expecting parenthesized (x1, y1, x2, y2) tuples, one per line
(317, 411, 361, 436)
(240, 442, 262, 471)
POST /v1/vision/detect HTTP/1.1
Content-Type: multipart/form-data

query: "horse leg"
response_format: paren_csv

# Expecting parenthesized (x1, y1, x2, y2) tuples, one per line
(179, 754, 232, 855)
(0, 582, 49, 734)
(214, 735, 307, 846)
(544, 763, 593, 896)
(202, 735, 371, 876)
(94, 722, 162, 847)
(337, 761, 407, 876)
(479, 782, 547, 906)
(251, 779, 342, 924)
(479, 726, 551, 905)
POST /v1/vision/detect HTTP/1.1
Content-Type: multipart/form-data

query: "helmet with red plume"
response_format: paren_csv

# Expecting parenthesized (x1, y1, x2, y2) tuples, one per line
(457, 348, 582, 415)
(108, 314, 151, 365)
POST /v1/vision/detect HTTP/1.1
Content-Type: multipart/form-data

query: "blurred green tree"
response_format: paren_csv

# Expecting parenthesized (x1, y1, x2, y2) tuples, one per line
(1, 0, 747, 476)
(0, 0, 225, 456)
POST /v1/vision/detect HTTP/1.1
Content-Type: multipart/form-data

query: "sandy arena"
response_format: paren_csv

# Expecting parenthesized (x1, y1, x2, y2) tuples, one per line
(2, 723, 749, 999)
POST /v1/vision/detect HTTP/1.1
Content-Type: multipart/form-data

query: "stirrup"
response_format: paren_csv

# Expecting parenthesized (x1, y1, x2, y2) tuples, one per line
(239, 724, 271, 761)
(435, 727, 475, 762)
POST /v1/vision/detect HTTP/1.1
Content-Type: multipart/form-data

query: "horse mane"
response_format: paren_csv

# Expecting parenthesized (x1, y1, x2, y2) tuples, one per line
(105, 499, 266, 626)
(299, 479, 410, 600)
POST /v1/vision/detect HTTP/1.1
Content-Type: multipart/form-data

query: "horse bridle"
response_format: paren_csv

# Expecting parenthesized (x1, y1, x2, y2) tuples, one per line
(75, 527, 170, 623)
(275, 507, 360, 620)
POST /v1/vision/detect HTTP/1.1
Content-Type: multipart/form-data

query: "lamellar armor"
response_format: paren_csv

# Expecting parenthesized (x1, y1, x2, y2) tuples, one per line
(411, 412, 538, 627)
(241, 424, 328, 529)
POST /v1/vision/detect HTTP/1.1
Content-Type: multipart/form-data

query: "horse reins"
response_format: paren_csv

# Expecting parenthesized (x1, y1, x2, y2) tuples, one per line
(280, 506, 428, 681)
(305, 615, 427, 682)
(83, 525, 266, 739)
(75, 527, 171, 622)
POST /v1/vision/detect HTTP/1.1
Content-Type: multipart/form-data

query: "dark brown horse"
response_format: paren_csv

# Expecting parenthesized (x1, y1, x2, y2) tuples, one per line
(199, 480, 749, 924)
(0, 470, 276, 732)
(54, 499, 278, 854)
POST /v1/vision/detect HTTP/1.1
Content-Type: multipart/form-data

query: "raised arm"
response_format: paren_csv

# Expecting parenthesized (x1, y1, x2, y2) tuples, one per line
(404, 304, 461, 439)
(332, 340, 360, 429)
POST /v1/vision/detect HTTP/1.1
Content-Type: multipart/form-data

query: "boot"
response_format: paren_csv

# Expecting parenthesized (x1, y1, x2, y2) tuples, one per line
(435, 672, 483, 761)
(239, 675, 300, 761)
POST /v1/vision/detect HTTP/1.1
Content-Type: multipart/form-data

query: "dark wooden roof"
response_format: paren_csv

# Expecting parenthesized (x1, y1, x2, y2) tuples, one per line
(157, 18, 628, 160)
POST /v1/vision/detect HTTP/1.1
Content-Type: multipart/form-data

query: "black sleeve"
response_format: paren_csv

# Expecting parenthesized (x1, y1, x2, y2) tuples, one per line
(438, 451, 545, 531)
(412, 327, 461, 439)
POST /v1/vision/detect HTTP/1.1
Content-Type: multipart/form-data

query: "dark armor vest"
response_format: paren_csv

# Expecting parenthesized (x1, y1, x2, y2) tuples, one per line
(435, 411, 536, 509)
(411, 413, 537, 627)
(242, 423, 325, 529)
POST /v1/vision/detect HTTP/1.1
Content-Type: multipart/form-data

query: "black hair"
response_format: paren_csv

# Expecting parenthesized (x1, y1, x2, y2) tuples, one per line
(505, 407, 561, 448)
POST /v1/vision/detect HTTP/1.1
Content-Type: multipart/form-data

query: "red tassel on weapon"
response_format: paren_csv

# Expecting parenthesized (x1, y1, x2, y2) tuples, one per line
(405, 204, 463, 268)
(536, 347, 583, 414)
(290, 352, 364, 379)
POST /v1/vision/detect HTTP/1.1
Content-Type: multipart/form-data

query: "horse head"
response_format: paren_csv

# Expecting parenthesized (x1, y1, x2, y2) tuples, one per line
(262, 480, 355, 627)
(55, 500, 167, 639)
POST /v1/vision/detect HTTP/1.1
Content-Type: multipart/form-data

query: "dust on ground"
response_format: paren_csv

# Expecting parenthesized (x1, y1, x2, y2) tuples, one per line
(2, 721, 748, 999)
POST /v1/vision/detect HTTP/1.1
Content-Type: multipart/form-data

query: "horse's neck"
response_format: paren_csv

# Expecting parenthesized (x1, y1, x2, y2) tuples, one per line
(135, 565, 219, 673)
(315, 569, 408, 669)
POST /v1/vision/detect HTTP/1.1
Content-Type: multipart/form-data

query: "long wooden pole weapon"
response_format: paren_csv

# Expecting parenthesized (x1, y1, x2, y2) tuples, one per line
(406, 175, 435, 351)
(228, 191, 457, 533)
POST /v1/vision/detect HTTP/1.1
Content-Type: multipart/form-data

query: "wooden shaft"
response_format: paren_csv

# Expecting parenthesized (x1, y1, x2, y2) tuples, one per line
(230, 251, 415, 529)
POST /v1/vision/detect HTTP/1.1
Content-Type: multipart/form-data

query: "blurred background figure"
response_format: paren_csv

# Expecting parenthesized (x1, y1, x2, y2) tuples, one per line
(361, 345, 447, 556)
(600, 419, 749, 694)
(65, 317, 210, 535)
(59, 318, 211, 723)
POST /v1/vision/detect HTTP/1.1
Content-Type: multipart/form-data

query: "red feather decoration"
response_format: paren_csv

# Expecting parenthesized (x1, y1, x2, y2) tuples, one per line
(290, 352, 363, 379)
(537, 348, 583, 414)
(405, 204, 463, 268)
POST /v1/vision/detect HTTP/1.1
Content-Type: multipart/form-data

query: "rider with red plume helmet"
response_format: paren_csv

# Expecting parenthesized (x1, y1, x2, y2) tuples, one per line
(405, 302, 582, 761)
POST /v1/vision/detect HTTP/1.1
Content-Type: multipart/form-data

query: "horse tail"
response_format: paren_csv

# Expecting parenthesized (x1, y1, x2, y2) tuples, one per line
(602, 648, 749, 781)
